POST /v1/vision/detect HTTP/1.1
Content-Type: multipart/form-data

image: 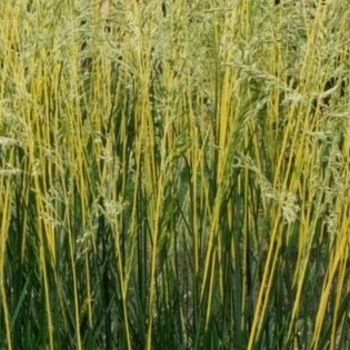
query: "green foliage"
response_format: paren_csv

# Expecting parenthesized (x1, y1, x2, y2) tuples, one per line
(1, 0, 350, 349)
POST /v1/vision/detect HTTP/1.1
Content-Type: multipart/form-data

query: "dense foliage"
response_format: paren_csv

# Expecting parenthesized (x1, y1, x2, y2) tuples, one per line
(0, 0, 349, 349)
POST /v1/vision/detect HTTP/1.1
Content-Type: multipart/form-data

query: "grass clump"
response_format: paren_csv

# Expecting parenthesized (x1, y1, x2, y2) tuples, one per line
(1, 0, 350, 349)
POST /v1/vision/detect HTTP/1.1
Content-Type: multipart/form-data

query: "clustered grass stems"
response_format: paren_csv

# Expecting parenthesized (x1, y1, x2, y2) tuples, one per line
(1, 0, 350, 349)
